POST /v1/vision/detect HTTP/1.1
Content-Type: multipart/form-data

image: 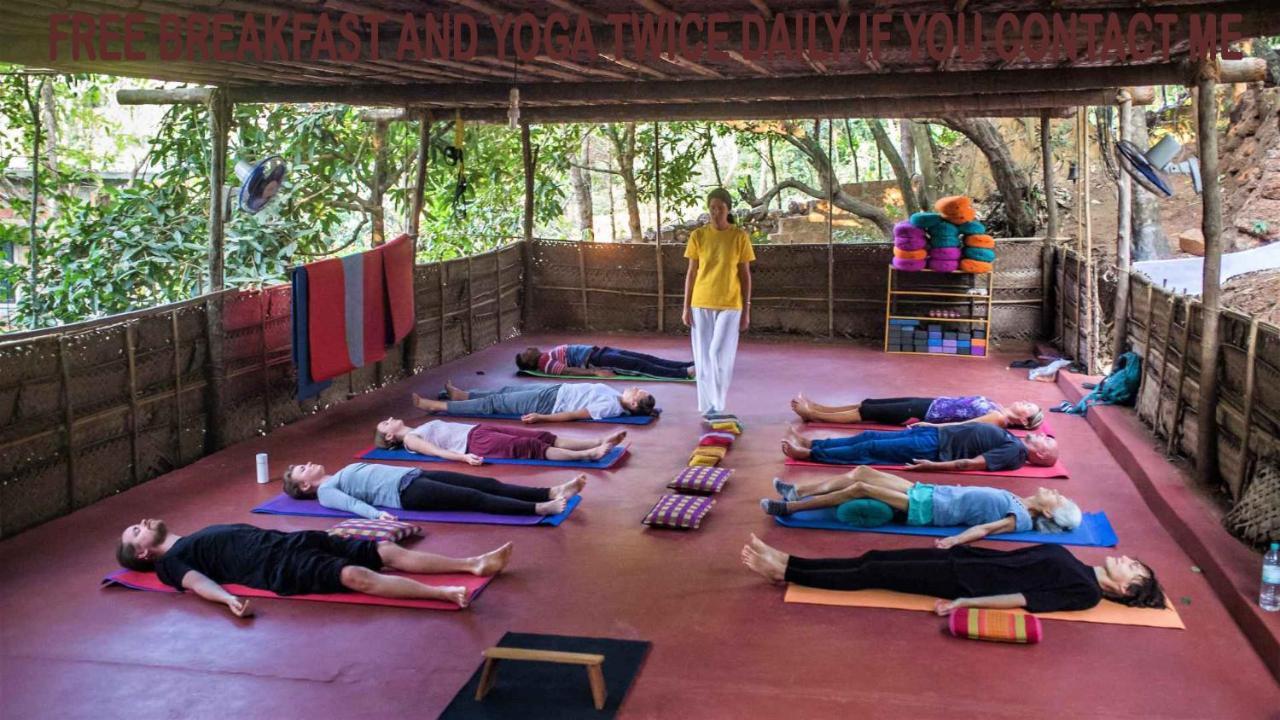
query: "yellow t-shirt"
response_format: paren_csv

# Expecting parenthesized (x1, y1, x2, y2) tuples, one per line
(684, 224, 755, 310)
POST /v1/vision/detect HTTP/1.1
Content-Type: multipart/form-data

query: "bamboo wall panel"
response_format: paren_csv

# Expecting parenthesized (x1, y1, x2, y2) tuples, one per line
(1056, 248, 1280, 546)
(0, 246, 525, 540)
(530, 239, 1045, 343)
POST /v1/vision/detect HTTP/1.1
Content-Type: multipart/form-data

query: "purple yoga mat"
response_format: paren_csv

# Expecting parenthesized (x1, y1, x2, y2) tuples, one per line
(251, 493, 580, 526)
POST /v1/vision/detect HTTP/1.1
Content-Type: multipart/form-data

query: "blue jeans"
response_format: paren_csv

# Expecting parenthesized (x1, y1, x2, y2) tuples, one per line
(591, 347, 693, 379)
(810, 426, 941, 465)
(446, 384, 559, 415)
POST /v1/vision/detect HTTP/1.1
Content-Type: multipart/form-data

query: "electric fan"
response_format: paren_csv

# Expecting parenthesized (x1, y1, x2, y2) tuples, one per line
(1114, 134, 1180, 199)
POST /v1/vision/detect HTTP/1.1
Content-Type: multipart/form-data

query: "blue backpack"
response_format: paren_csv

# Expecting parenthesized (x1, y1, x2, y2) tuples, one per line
(1054, 352, 1142, 416)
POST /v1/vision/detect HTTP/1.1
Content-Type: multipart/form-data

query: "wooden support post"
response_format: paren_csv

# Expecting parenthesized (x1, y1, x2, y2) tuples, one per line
(1041, 111, 1057, 334)
(495, 251, 503, 343)
(259, 292, 271, 431)
(1082, 107, 1095, 374)
(466, 256, 475, 353)
(520, 122, 535, 331)
(1236, 318, 1260, 496)
(57, 336, 76, 511)
(438, 261, 448, 365)
(203, 90, 231, 452)
(1195, 63, 1223, 484)
(125, 323, 140, 487)
(404, 115, 429, 376)
(1138, 283, 1156, 422)
(1167, 296, 1194, 455)
(1073, 252, 1083, 360)
(826, 118, 835, 338)
(171, 309, 184, 461)
(654, 122, 665, 332)
(1113, 93, 1134, 357)
(371, 119, 389, 246)
(1056, 247, 1066, 347)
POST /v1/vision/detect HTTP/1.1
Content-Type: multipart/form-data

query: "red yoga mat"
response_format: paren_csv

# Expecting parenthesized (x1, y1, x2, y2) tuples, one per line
(381, 234, 416, 344)
(804, 420, 1056, 438)
(102, 569, 491, 611)
(782, 456, 1070, 479)
(305, 257, 355, 382)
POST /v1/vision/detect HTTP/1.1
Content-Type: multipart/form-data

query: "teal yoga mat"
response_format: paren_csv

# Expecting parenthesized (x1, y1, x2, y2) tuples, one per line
(774, 509, 1118, 547)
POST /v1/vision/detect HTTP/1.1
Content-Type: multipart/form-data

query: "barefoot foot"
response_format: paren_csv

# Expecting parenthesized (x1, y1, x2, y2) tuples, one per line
(781, 440, 812, 461)
(535, 497, 568, 516)
(445, 380, 467, 400)
(439, 585, 470, 608)
(471, 542, 514, 576)
(552, 474, 587, 500)
(741, 545, 786, 584)
(603, 430, 627, 445)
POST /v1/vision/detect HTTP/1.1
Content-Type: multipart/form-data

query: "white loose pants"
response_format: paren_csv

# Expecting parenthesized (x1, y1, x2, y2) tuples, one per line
(690, 307, 741, 414)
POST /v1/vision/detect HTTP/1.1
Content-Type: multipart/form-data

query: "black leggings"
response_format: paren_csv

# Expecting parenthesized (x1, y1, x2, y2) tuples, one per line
(859, 397, 935, 425)
(398, 471, 551, 515)
(784, 548, 965, 598)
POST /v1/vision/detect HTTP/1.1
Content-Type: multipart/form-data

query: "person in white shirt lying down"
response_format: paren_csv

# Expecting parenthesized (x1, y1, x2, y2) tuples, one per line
(410, 380, 656, 423)
(373, 417, 624, 464)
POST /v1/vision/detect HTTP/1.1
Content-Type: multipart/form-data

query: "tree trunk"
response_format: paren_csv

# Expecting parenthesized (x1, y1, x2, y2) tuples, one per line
(1129, 109, 1172, 260)
(570, 135, 594, 241)
(868, 119, 919, 214)
(705, 125, 722, 186)
(910, 121, 939, 210)
(900, 120, 916, 175)
(604, 123, 643, 242)
(942, 117, 1038, 237)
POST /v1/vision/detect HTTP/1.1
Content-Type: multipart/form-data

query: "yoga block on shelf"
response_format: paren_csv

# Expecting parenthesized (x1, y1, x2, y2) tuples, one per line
(928, 324, 942, 332)
(944, 332, 957, 340)
(972, 347, 987, 356)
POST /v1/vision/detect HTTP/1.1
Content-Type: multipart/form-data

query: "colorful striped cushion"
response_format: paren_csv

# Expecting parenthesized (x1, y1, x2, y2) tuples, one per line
(947, 608, 1043, 644)
(699, 432, 735, 447)
(642, 494, 715, 529)
(668, 466, 732, 494)
(328, 518, 421, 542)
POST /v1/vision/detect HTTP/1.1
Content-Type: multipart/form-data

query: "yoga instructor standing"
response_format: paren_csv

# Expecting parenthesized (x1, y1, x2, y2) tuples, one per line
(683, 188, 755, 415)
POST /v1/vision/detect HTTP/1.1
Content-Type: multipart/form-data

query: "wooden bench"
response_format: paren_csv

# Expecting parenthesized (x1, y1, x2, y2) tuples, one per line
(475, 646, 608, 710)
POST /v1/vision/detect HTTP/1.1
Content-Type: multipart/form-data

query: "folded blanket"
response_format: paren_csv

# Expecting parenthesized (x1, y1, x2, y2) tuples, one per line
(964, 233, 996, 249)
(960, 258, 994, 273)
(699, 432, 735, 447)
(688, 455, 720, 467)
(893, 248, 927, 261)
(691, 445, 728, 459)
(936, 195, 977, 224)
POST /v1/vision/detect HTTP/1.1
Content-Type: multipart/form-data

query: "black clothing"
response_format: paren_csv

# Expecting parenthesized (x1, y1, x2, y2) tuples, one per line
(155, 524, 382, 596)
(858, 397, 935, 425)
(783, 544, 1102, 613)
(399, 470, 551, 515)
(937, 423, 1028, 471)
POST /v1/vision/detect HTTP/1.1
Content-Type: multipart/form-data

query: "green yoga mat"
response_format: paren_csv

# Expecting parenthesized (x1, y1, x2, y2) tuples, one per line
(517, 369, 694, 383)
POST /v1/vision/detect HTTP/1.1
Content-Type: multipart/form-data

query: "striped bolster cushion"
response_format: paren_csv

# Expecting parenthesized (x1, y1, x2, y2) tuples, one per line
(642, 494, 715, 529)
(668, 466, 732, 494)
(328, 519, 421, 542)
(948, 608, 1043, 644)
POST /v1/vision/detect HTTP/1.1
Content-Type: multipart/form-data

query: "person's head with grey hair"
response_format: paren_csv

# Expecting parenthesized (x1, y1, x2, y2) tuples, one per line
(1026, 486, 1083, 533)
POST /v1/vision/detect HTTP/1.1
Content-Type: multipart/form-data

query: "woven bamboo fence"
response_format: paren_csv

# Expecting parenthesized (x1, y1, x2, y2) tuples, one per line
(0, 242, 524, 540)
(526, 238, 1047, 343)
(1052, 245, 1280, 547)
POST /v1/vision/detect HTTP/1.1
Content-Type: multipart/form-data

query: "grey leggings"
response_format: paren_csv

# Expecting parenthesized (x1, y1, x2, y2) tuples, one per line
(446, 384, 559, 416)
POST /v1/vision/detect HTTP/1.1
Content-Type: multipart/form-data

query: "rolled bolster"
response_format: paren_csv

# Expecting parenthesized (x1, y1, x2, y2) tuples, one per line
(959, 258, 993, 274)
(892, 258, 927, 272)
(964, 233, 996, 249)
(893, 248, 928, 261)
(962, 247, 996, 263)
(928, 246, 963, 260)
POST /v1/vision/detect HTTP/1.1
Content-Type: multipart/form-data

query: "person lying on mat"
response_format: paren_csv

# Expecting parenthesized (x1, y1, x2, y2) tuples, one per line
(516, 344, 695, 380)
(373, 417, 624, 465)
(116, 518, 513, 613)
(781, 422, 1057, 472)
(741, 534, 1165, 614)
(762, 466, 1083, 546)
(284, 461, 587, 519)
(791, 393, 1044, 430)
(412, 380, 656, 423)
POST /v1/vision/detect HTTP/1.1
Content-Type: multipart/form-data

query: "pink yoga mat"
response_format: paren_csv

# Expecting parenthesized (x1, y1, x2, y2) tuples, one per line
(102, 569, 491, 611)
(803, 420, 1056, 438)
(782, 457, 1070, 479)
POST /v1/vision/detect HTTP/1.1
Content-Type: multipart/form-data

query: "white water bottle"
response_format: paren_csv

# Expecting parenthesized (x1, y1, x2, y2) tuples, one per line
(256, 453, 270, 484)
(1262, 542, 1280, 612)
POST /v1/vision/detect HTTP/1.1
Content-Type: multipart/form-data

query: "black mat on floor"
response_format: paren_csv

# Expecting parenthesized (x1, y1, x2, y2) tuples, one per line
(439, 632, 651, 719)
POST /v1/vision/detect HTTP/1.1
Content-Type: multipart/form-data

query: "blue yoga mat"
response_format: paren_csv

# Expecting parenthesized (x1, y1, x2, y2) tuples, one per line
(356, 443, 629, 469)
(433, 410, 659, 425)
(252, 493, 581, 526)
(774, 509, 1118, 547)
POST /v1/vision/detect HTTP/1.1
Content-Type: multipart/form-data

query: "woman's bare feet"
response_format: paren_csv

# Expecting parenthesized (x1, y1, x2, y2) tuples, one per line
(741, 544, 787, 584)
(470, 542, 514, 576)
(687, 366, 697, 378)
(551, 473, 587, 500)
(535, 497, 568, 516)
(790, 394, 816, 421)
(748, 533, 790, 566)
(587, 442, 616, 460)
(444, 380, 468, 400)
(603, 430, 627, 446)
(784, 424, 813, 449)
(781, 440, 812, 461)
(437, 585, 470, 608)
(412, 392, 446, 413)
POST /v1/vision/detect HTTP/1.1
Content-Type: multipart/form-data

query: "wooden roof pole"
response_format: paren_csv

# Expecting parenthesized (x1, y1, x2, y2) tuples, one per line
(654, 121, 665, 333)
(520, 121, 535, 331)
(1195, 60, 1223, 485)
(1112, 90, 1134, 357)
(204, 89, 231, 453)
(1083, 104, 1095, 376)
(403, 113, 430, 376)
(1040, 110, 1057, 334)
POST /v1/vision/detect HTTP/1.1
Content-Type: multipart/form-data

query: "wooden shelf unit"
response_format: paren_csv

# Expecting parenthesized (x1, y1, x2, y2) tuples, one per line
(883, 265, 994, 358)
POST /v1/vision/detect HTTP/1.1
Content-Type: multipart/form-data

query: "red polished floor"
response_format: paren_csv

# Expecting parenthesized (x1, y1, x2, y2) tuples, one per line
(2, 333, 1277, 719)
